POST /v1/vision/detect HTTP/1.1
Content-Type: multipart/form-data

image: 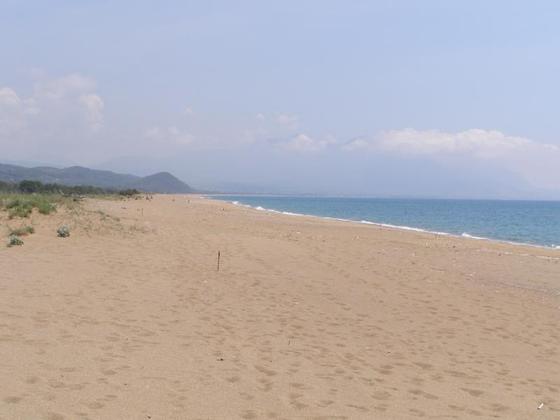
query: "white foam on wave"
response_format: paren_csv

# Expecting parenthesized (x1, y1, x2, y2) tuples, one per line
(462, 232, 558, 250)
(461, 232, 487, 240)
(220, 197, 559, 250)
(379, 222, 426, 233)
(227, 200, 457, 238)
(324, 216, 349, 222)
(282, 211, 303, 216)
(367, 220, 450, 236)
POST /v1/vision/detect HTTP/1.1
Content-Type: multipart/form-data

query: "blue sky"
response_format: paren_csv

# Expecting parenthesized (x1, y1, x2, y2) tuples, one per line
(1, 1, 560, 197)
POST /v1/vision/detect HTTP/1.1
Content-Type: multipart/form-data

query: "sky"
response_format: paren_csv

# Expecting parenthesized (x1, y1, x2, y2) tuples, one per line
(1, 0, 560, 198)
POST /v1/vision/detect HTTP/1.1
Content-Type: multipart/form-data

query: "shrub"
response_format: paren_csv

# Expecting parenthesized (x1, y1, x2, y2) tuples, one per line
(4, 196, 56, 218)
(7, 235, 23, 247)
(57, 225, 70, 238)
(10, 225, 35, 236)
(35, 199, 56, 215)
(18, 180, 43, 193)
(119, 189, 140, 197)
(6, 198, 34, 218)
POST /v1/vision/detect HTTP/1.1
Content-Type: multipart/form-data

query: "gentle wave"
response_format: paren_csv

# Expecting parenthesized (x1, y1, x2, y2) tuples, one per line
(228, 200, 461, 239)
(461, 232, 487, 240)
(220, 198, 560, 250)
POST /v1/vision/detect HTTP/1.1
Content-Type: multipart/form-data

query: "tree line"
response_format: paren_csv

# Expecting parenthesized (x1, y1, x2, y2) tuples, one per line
(0, 180, 139, 196)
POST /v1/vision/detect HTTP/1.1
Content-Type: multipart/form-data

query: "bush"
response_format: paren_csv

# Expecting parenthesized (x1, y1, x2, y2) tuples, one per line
(18, 180, 43, 193)
(10, 225, 35, 236)
(6, 198, 34, 218)
(119, 189, 140, 197)
(57, 225, 70, 238)
(3, 196, 57, 218)
(7, 235, 23, 247)
(35, 199, 56, 215)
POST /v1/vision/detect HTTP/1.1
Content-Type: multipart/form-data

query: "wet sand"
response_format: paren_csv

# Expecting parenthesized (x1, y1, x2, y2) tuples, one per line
(1, 195, 559, 419)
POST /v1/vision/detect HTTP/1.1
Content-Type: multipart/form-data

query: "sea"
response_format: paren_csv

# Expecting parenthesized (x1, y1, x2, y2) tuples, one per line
(210, 195, 560, 249)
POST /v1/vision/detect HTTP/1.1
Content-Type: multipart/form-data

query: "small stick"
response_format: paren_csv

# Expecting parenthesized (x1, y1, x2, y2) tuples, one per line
(217, 251, 221, 272)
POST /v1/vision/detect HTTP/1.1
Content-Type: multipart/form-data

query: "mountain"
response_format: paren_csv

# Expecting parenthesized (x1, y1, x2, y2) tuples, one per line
(129, 172, 193, 194)
(0, 163, 194, 193)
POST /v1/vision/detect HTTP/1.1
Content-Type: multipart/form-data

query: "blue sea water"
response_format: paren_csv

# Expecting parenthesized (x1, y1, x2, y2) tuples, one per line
(211, 195, 560, 248)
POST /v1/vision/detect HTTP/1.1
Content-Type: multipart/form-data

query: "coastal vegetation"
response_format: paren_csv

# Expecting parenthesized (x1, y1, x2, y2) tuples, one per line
(9, 225, 35, 237)
(7, 234, 24, 247)
(0, 179, 140, 196)
(1, 180, 139, 247)
(2, 195, 58, 218)
(56, 225, 71, 238)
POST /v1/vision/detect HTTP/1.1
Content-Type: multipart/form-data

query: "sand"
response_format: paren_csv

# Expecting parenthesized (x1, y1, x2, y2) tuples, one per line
(1, 195, 559, 419)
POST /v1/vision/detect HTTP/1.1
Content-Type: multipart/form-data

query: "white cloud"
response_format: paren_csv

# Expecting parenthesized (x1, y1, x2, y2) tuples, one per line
(342, 128, 550, 158)
(377, 129, 532, 159)
(0, 87, 41, 134)
(0, 73, 106, 160)
(0, 87, 21, 107)
(145, 126, 194, 146)
(342, 128, 560, 191)
(34, 73, 96, 101)
(22, 98, 40, 116)
(0, 87, 24, 134)
(276, 113, 299, 130)
(79, 93, 104, 130)
(280, 133, 334, 152)
(184, 106, 194, 116)
(0, 74, 103, 134)
(342, 137, 369, 151)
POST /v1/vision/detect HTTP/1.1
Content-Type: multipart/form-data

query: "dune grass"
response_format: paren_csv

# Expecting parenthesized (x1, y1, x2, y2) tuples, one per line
(9, 225, 35, 236)
(0, 194, 63, 219)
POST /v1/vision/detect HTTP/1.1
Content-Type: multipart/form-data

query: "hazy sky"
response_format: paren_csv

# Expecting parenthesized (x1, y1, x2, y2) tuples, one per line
(1, 0, 560, 198)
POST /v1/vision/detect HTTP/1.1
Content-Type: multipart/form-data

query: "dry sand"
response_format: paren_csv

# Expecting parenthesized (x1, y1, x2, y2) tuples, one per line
(1, 195, 559, 419)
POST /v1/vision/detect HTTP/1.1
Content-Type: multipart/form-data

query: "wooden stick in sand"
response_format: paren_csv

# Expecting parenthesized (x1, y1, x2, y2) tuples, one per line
(217, 251, 221, 272)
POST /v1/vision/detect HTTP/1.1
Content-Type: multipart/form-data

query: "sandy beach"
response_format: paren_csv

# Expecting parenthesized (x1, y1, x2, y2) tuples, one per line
(1, 195, 559, 419)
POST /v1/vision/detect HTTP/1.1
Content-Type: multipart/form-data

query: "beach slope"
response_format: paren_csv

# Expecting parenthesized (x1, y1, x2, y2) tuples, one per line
(1, 195, 559, 419)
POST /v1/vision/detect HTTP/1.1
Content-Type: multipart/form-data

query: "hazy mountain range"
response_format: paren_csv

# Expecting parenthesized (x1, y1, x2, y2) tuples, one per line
(0, 163, 194, 194)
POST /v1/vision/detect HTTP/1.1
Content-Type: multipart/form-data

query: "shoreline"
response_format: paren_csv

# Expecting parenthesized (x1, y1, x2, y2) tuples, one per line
(207, 195, 560, 253)
(202, 195, 560, 298)
(1, 194, 559, 418)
